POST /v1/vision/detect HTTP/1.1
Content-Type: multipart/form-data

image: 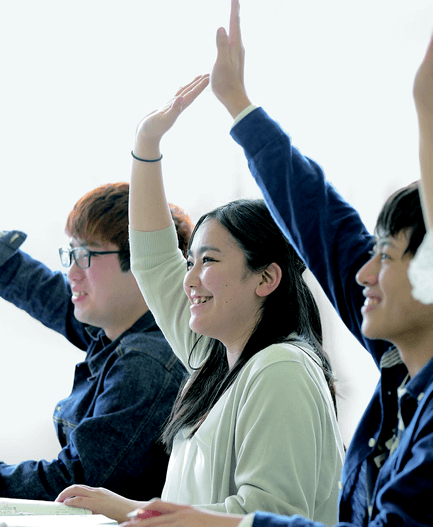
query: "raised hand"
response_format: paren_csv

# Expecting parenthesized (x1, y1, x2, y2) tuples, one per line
(211, 0, 252, 118)
(133, 74, 209, 158)
(55, 484, 143, 524)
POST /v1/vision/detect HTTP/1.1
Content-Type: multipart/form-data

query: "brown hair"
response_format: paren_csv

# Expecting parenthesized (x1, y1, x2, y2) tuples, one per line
(65, 182, 193, 271)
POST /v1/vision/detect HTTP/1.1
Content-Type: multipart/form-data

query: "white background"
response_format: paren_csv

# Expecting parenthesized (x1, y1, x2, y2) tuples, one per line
(0, 0, 432, 463)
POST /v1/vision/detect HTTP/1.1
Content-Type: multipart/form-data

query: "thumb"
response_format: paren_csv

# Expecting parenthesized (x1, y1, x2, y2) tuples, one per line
(171, 96, 184, 114)
(216, 26, 229, 52)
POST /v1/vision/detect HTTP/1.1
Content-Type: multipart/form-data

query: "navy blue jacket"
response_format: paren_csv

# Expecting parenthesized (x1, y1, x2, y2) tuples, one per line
(0, 230, 185, 501)
(231, 108, 433, 527)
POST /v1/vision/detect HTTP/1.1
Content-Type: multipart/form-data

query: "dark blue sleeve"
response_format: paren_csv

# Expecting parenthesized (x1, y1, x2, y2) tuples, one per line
(0, 230, 88, 349)
(231, 108, 388, 366)
(0, 345, 182, 500)
(253, 511, 326, 527)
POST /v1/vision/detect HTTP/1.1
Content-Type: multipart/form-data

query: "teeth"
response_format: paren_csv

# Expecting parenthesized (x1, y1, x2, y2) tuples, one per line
(72, 292, 86, 299)
(193, 297, 211, 305)
(365, 297, 379, 306)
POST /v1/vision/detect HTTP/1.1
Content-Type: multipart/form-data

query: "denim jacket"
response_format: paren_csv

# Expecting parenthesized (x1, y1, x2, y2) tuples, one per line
(0, 230, 186, 500)
(231, 108, 433, 526)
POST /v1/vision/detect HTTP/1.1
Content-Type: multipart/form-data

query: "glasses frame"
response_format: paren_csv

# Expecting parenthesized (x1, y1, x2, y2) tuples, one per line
(58, 246, 124, 270)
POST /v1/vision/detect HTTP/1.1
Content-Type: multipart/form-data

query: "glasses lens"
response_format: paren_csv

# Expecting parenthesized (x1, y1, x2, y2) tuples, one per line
(73, 247, 91, 269)
(59, 248, 71, 268)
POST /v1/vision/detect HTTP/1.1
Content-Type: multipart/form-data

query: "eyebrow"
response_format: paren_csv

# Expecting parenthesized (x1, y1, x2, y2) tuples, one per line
(69, 241, 102, 249)
(187, 245, 222, 257)
(373, 238, 397, 251)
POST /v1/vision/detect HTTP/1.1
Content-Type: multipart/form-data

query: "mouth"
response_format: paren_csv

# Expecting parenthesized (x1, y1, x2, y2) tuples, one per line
(362, 295, 381, 313)
(191, 296, 212, 305)
(72, 291, 87, 301)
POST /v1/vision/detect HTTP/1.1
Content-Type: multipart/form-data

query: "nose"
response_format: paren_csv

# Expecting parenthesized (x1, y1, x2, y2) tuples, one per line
(356, 254, 379, 287)
(183, 264, 201, 291)
(67, 259, 85, 283)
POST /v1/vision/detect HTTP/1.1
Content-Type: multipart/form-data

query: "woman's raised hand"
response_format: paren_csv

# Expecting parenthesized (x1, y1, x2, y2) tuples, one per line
(133, 74, 209, 157)
(56, 484, 143, 524)
(211, 0, 252, 118)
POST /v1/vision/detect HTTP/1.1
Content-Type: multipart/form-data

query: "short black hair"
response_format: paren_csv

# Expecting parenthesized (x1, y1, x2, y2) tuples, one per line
(375, 181, 425, 256)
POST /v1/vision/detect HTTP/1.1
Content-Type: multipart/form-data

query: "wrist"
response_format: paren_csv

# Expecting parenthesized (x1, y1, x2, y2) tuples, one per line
(216, 90, 252, 119)
(133, 137, 161, 160)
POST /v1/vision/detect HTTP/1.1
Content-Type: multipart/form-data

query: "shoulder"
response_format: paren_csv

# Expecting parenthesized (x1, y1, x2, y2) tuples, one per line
(111, 330, 186, 379)
(236, 342, 333, 403)
(242, 341, 321, 375)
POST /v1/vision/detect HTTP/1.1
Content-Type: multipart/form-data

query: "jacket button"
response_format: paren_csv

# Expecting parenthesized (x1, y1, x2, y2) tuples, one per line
(368, 437, 376, 448)
(55, 405, 61, 412)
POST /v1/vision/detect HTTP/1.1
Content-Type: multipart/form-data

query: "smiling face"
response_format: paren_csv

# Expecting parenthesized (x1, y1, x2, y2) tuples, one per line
(67, 237, 147, 341)
(356, 231, 433, 355)
(183, 219, 265, 360)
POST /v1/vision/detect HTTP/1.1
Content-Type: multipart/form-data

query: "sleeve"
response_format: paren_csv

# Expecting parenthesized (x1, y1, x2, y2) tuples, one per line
(130, 225, 211, 371)
(0, 346, 180, 500)
(203, 359, 342, 520)
(408, 228, 433, 304)
(252, 392, 433, 527)
(230, 108, 388, 365)
(0, 230, 88, 349)
(252, 511, 326, 527)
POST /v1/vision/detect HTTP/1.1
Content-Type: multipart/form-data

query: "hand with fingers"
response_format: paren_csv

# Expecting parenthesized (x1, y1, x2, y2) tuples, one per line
(133, 74, 210, 159)
(211, 0, 252, 118)
(55, 484, 144, 524)
(119, 499, 245, 527)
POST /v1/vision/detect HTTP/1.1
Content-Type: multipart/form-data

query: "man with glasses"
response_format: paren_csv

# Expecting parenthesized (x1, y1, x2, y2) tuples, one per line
(0, 182, 190, 501)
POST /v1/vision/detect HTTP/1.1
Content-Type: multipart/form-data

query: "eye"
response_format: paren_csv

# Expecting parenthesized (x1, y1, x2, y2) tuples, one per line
(202, 256, 216, 264)
(186, 259, 194, 270)
(380, 252, 391, 261)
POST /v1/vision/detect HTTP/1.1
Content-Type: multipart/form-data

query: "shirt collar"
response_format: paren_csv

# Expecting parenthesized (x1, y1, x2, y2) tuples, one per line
(84, 310, 155, 375)
(380, 347, 433, 401)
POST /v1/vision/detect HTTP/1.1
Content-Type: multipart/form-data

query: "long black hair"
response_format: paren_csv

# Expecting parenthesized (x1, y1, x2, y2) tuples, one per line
(161, 199, 336, 450)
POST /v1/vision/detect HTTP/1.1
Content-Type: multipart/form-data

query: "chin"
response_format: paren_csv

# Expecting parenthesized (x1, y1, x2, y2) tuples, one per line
(73, 309, 91, 325)
(361, 321, 381, 341)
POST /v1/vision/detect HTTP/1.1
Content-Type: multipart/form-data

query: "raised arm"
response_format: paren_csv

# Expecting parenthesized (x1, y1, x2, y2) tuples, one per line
(414, 35, 433, 230)
(129, 75, 209, 233)
(211, 0, 252, 118)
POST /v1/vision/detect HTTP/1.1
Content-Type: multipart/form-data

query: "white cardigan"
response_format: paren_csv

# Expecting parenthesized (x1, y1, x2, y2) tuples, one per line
(130, 225, 344, 526)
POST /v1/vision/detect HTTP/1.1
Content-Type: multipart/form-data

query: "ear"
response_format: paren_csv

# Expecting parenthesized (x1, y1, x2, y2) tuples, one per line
(255, 263, 282, 297)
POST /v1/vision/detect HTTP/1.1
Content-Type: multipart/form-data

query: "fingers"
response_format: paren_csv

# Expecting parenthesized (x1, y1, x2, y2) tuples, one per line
(56, 484, 92, 502)
(229, 0, 242, 49)
(171, 75, 209, 114)
(174, 74, 210, 98)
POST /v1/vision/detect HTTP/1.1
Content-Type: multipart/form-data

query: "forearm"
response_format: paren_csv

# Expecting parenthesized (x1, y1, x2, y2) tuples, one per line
(417, 115, 433, 230)
(0, 458, 81, 500)
(230, 107, 384, 359)
(129, 74, 209, 234)
(0, 249, 86, 347)
(130, 139, 172, 233)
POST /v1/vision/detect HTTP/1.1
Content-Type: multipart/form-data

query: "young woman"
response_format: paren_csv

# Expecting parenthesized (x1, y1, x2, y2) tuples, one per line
(57, 78, 343, 526)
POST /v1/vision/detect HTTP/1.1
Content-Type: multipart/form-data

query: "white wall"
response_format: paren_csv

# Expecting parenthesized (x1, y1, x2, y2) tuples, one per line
(1, 0, 432, 463)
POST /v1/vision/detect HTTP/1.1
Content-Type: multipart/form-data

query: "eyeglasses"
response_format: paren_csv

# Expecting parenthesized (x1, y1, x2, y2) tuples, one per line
(58, 246, 123, 270)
